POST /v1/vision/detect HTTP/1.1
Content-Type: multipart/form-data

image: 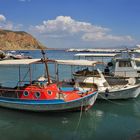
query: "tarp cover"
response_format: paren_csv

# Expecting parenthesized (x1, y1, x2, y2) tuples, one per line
(54, 59, 103, 66)
(0, 59, 41, 65)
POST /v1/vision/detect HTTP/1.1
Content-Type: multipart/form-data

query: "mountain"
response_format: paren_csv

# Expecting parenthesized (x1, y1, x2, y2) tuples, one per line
(0, 29, 46, 50)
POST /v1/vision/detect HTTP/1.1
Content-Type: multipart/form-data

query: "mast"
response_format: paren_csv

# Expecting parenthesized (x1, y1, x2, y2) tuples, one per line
(40, 49, 51, 85)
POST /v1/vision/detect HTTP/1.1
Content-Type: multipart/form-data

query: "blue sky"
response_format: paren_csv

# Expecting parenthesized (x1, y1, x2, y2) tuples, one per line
(0, 0, 140, 49)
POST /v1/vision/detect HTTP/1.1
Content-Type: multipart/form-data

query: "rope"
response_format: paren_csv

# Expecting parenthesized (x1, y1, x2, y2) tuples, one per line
(72, 99, 84, 140)
(132, 98, 140, 105)
(98, 93, 124, 106)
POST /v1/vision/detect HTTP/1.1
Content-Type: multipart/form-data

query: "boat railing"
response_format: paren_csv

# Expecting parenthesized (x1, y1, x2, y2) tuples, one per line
(0, 88, 25, 99)
(74, 68, 139, 78)
(114, 70, 139, 77)
(0, 85, 58, 100)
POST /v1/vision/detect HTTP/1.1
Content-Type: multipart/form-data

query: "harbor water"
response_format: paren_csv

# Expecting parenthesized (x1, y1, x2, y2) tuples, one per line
(0, 50, 140, 140)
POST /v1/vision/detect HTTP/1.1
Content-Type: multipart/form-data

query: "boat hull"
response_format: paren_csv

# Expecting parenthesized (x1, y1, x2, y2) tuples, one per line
(0, 91, 98, 112)
(98, 84, 140, 100)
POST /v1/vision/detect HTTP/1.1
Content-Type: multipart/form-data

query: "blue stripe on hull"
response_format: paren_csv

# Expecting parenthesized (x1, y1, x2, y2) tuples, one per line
(0, 91, 98, 111)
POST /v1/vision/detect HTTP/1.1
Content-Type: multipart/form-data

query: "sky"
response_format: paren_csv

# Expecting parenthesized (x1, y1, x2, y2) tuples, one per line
(0, 0, 140, 49)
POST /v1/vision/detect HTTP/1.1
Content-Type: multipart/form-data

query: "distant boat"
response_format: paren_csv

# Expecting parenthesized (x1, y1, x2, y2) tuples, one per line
(5, 51, 32, 59)
(66, 48, 121, 53)
(131, 44, 140, 53)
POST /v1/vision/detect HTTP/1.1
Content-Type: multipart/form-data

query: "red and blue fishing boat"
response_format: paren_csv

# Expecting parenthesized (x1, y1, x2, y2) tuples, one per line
(0, 57, 98, 112)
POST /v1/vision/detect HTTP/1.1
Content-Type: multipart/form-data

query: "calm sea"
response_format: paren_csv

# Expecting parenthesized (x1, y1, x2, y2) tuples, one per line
(0, 50, 140, 140)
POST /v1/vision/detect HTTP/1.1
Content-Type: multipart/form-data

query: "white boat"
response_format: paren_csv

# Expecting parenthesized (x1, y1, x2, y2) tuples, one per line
(5, 51, 32, 59)
(74, 52, 140, 78)
(75, 69, 140, 100)
(54, 59, 140, 100)
(131, 44, 140, 53)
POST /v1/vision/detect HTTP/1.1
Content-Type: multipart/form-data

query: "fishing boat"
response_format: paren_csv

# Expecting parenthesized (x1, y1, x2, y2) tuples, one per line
(0, 58, 98, 112)
(53, 59, 140, 100)
(74, 52, 140, 78)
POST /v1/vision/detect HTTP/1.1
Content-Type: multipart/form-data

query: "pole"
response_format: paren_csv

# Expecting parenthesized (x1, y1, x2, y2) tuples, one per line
(55, 62, 59, 82)
(29, 64, 32, 85)
(18, 65, 21, 87)
(41, 50, 51, 85)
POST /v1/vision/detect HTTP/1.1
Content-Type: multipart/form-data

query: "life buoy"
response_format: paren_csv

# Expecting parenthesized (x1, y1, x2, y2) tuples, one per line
(34, 91, 41, 99)
(23, 90, 29, 97)
(47, 90, 52, 95)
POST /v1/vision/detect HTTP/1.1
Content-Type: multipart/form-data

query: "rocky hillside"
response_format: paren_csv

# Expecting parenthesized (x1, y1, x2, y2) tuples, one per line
(0, 29, 46, 50)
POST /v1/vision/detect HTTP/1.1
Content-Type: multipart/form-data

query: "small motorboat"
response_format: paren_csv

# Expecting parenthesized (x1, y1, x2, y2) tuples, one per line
(53, 59, 140, 100)
(74, 68, 140, 100)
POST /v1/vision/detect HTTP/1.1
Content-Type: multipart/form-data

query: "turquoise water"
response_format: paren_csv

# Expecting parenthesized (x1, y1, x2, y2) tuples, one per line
(0, 50, 140, 140)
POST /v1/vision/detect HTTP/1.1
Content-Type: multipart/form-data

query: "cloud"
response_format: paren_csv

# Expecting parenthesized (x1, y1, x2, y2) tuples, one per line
(0, 14, 6, 22)
(82, 32, 134, 42)
(31, 16, 109, 34)
(0, 14, 23, 30)
(30, 16, 134, 44)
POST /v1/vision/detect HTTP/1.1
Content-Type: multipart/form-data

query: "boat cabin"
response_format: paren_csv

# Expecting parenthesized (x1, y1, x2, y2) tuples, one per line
(74, 52, 140, 78)
(112, 52, 140, 77)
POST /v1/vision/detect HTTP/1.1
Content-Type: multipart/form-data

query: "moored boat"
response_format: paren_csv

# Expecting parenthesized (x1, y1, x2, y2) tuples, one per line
(0, 58, 98, 112)
(53, 59, 140, 100)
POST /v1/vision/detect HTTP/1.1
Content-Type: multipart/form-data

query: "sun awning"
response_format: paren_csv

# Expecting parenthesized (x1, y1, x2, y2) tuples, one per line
(54, 59, 104, 66)
(74, 53, 117, 57)
(0, 59, 42, 65)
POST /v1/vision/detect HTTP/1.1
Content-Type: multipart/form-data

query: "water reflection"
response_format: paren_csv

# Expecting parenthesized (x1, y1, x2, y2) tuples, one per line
(94, 98, 140, 140)
(0, 107, 103, 140)
(0, 97, 140, 140)
(129, 130, 140, 140)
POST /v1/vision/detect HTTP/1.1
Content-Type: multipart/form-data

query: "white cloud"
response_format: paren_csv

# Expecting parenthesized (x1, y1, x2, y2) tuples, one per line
(31, 16, 109, 34)
(0, 14, 23, 30)
(0, 21, 15, 30)
(82, 32, 134, 42)
(0, 14, 6, 22)
(30, 16, 135, 44)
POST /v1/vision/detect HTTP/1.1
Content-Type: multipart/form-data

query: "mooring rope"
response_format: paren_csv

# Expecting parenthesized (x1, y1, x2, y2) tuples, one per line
(132, 98, 140, 105)
(98, 94, 124, 106)
(72, 98, 84, 140)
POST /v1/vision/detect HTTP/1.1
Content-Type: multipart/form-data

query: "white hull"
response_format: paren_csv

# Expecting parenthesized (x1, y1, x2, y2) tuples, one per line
(75, 76, 140, 100)
(98, 84, 140, 100)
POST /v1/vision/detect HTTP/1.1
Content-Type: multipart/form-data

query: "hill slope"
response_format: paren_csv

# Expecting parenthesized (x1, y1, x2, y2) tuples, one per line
(0, 29, 46, 50)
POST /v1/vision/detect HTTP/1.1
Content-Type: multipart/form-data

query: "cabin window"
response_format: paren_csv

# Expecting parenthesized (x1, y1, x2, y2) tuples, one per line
(47, 90, 52, 95)
(23, 91, 29, 96)
(34, 92, 41, 98)
(118, 61, 132, 67)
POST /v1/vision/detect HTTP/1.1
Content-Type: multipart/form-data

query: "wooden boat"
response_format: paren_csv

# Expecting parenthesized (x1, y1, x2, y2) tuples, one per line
(0, 59, 98, 112)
